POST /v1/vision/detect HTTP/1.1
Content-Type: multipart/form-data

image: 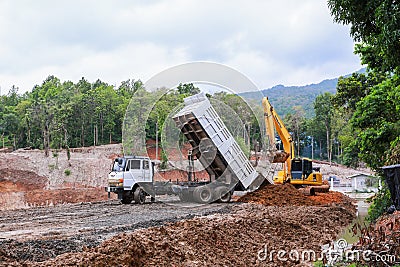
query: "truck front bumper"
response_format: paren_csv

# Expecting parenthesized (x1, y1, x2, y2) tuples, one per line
(105, 186, 123, 193)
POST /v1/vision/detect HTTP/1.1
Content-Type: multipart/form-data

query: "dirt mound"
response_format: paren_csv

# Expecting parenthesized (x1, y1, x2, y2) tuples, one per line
(238, 183, 317, 206)
(155, 169, 209, 181)
(309, 191, 351, 205)
(0, 169, 47, 191)
(237, 184, 356, 214)
(30, 204, 355, 267)
(25, 187, 114, 206)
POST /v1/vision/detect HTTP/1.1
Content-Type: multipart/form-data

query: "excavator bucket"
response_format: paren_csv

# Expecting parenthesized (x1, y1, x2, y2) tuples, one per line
(298, 187, 315, 196)
(272, 151, 290, 163)
(297, 184, 330, 196)
(310, 184, 330, 193)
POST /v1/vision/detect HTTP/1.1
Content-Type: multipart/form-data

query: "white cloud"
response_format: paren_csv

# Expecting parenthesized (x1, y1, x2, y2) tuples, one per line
(0, 0, 361, 94)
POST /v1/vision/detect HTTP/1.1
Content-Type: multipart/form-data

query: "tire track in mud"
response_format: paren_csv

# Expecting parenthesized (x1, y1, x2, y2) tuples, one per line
(0, 199, 233, 263)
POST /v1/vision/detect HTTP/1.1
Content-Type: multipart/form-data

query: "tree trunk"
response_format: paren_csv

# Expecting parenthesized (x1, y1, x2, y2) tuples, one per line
(297, 131, 300, 157)
(325, 122, 331, 166)
(64, 127, 68, 148)
(81, 124, 85, 147)
(311, 136, 314, 160)
(44, 125, 49, 157)
(319, 139, 322, 159)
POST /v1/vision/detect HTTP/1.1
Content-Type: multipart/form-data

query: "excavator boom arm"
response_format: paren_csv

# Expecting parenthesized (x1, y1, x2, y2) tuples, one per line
(262, 97, 294, 175)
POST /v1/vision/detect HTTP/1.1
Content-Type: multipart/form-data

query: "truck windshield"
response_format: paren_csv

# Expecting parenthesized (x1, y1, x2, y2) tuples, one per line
(112, 158, 125, 171)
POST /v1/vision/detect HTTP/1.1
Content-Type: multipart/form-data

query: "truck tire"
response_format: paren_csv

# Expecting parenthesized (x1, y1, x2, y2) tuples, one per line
(178, 191, 194, 202)
(214, 186, 231, 203)
(121, 191, 132, 204)
(178, 193, 188, 202)
(193, 186, 212, 204)
(133, 187, 146, 204)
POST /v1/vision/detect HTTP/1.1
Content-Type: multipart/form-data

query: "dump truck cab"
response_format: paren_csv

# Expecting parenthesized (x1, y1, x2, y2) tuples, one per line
(106, 156, 154, 204)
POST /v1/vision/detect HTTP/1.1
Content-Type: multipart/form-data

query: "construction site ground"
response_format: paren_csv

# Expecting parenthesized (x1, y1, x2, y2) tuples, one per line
(0, 144, 375, 266)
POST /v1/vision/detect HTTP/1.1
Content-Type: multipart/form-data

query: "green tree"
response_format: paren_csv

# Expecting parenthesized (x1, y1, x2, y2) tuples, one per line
(328, 0, 400, 220)
(304, 117, 325, 160)
(177, 83, 200, 95)
(314, 93, 334, 163)
(284, 106, 306, 157)
(328, 0, 400, 73)
(351, 75, 400, 170)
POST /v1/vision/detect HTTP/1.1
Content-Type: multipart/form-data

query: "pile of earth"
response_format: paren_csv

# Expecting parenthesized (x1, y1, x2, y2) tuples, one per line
(155, 169, 209, 182)
(309, 191, 353, 205)
(8, 203, 355, 267)
(25, 187, 114, 206)
(0, 169, 47, 191)
(237, 183, 355, 211)
(237, 183, 317, 206)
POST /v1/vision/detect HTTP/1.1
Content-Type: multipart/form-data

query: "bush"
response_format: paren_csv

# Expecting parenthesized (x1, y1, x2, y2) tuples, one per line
(160, 150, 168, 170)
(64, 169, 71, 176)
(235, 137, 250, 158)
(367, 180, 392, 222)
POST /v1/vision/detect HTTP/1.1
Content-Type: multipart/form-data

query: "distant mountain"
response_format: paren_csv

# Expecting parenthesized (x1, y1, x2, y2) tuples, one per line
(239, 68, 366, 118)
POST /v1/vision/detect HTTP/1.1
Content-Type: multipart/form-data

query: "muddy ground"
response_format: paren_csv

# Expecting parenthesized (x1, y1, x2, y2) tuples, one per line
(0, 183, 357, 266)
(0, 201, 355, 266)
(0, 200, 231, 264)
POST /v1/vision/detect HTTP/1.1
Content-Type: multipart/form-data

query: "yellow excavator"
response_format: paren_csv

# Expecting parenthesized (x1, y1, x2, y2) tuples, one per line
(262, 97, 328, 194)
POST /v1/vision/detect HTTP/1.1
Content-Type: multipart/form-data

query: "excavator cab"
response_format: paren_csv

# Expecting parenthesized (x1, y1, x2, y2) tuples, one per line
(290, 158, 313, 181)
(290, 158, 322, 186)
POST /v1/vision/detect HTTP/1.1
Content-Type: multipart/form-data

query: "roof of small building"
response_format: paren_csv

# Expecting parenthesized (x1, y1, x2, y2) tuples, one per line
(348, 173, 375, 179)
(382, 164, 400, 169)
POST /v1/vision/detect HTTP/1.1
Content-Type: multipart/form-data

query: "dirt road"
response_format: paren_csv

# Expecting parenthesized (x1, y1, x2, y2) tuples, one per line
(0, 199, 231, 263)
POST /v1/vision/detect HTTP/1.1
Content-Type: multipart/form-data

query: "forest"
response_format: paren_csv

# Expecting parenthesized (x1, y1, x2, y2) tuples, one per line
(0, 75, 350, 166)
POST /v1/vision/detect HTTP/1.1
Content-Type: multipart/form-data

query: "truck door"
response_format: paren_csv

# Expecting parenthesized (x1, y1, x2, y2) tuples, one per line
(143, 159, 151, 181)
(124, 159, 142, 188)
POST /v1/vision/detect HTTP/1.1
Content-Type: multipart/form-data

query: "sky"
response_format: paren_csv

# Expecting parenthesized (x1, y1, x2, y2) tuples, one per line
(0, 0, 362, 95)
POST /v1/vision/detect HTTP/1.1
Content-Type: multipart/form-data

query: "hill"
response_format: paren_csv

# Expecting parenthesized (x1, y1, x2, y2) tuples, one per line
(240, 68, 366, 117)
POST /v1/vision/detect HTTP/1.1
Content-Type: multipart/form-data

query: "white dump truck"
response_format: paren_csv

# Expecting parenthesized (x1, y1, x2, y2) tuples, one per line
(105, 93, 269, 204)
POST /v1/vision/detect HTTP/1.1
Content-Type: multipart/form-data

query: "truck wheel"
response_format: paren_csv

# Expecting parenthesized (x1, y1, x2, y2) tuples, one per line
(215, 186, 231, 203)
(133, 187, 146, 204)
(178, 192, 193, 202)
(178, 194, 188, 202)
(193, 186, 212, 204)
(121, 191, 132, 204)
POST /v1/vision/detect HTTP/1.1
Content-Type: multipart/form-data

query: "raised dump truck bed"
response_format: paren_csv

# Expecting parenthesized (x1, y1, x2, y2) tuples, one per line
(173, 93, 262, 190)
